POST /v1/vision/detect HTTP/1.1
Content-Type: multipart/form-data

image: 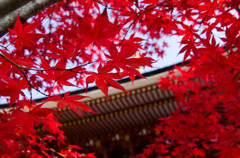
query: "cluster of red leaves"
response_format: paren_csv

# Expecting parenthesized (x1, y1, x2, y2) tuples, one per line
(0, 0, 239, 157)
(136, 0, 240, 158)
(0, 0, 156, 157)
(138, 63, 239, 157)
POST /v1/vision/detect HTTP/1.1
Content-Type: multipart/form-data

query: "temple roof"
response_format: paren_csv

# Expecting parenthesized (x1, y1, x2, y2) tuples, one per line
(39, 63, 183, 139)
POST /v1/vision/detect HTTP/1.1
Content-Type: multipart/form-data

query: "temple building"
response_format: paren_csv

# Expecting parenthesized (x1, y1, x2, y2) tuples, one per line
(40, 63, 182, 158)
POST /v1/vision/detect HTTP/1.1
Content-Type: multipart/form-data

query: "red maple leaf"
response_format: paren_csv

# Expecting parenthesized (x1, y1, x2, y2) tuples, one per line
(86, 64, 129, 98)
(105, 43, 154, 77)
(43, 92, 97, 118)
(8, 12, 42, 48)
(0, 73, 27, 105)
(37, 57, 84, 91)
(11, 104, 58, 136)
(1, 49, 37, 68)
(77, 8, 123, 47)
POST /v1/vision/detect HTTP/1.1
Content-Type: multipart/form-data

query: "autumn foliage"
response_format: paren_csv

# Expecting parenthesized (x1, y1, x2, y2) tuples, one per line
(0, 0, 239, 157)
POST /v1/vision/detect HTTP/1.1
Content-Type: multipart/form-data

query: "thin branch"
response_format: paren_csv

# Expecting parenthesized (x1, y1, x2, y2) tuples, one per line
(92, 0, 139, 14)
(0, 49, 90, 73)
(0, 53, 35, 102)
(19, 69, 33, 102)
(199, 1, 215, 24)
(0, 48, 94, 98)
(119, 1, 170, 45)
(0, 53, 49, 99)
(49, 148, 65, 157)
(22, 62, 90, 73)
(119, 14, 141, 45)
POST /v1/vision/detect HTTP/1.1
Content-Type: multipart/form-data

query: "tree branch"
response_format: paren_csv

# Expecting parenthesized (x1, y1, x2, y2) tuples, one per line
(92, 0, 138, 14)
(0, 0, 31, 18)
(0, 0, 62, 38)
(120, 1, 169, 45)
(0, 52, 51, 99)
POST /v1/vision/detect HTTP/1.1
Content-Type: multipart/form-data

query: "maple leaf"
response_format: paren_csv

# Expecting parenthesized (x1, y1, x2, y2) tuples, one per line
(68, 144, 82, 150)
(11, 104, 58, 136)
(43, 92, 96, 118)
(8, 12, 42, 48)
(178, 38, 198, 62)
(46, 43, 79, 60)
(86, 64, 129, 98)
(142, 147, 153, 157)
(85, 153, 96, 158)
(1, 49, 37, 68)
(105, 43, 154, 77)
(37, 57, 83, 90)
(0, 73, 26, 105)
(77, 8, 124, 47)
